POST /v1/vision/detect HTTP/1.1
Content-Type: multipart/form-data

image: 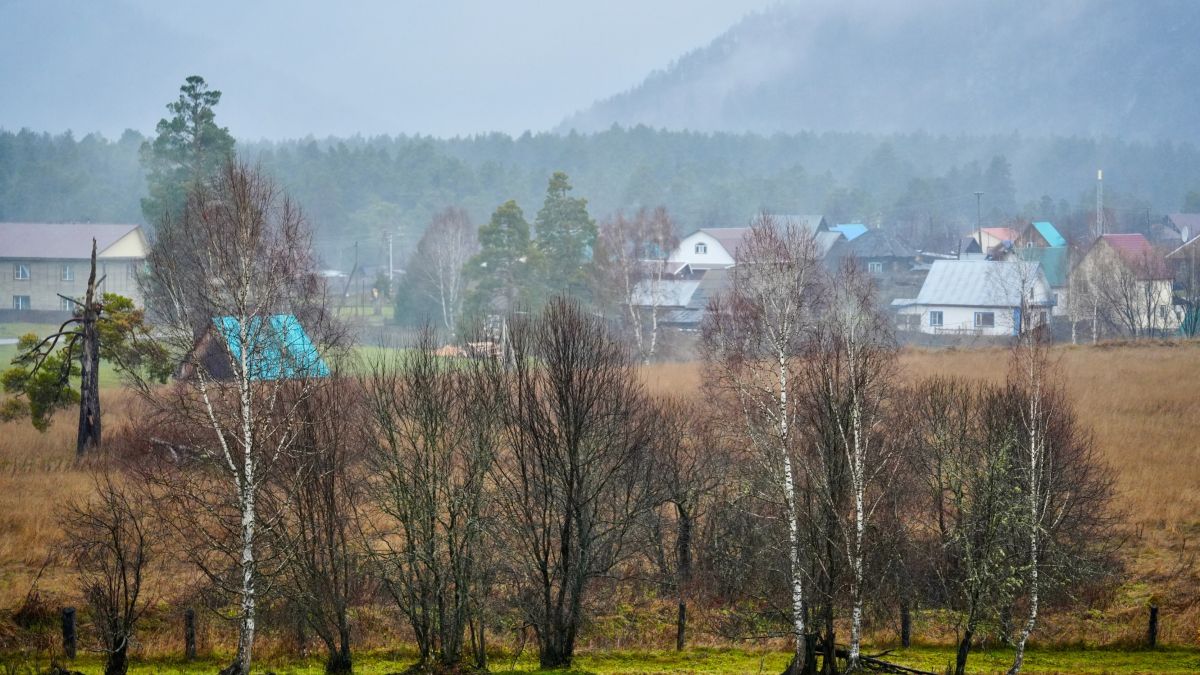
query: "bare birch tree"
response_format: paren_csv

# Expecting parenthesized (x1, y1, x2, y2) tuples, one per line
(593, 207, 679, 363)
(804, 262, 897, 671)
(415, 207, 477, 336)
(136, 160, 340, 675)
(702, 215, 823, 675)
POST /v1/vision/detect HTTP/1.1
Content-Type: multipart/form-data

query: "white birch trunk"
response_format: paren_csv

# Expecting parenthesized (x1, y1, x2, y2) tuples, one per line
(779, 352, 807, 670)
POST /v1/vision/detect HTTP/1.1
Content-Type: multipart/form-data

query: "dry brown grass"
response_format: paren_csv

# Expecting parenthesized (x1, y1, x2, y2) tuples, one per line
(3, 344, 1198, 651)
(645, 342, 1200, 645)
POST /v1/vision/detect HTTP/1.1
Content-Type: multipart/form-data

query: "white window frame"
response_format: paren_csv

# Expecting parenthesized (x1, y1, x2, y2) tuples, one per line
(14, 263, 30, 280)
(929, 310, 943, 327)
(62, 264, 74, 282)
(13, 295, 31, 310)
(974, 311, 995, 328)
(695, 242, 708, 254)
(60, 296, 76, 312)
(868, 261, 883, 275)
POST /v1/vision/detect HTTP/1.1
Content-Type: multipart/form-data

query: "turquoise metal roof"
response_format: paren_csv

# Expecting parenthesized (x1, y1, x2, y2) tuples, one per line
(832, 224, 869, 241)
(1016, 246, 1069, 287)
(213, 314, 329, 381)
(1032, 221, 1066, 247)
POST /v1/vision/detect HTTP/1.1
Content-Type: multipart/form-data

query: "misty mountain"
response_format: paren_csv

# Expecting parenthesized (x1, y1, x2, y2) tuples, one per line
(561, 0, 1200, 141)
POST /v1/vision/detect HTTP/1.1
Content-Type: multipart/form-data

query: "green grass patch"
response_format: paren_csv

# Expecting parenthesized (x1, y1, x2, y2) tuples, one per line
(6, 646, 1199, 675)
(0, 322, 64, 339)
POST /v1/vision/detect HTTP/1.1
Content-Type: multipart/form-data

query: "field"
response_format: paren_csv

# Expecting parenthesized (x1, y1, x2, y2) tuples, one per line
(2, 341, 1199, 673)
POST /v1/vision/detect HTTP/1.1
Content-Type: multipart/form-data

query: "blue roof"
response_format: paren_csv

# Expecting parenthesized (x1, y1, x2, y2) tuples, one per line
(213, 314, 329, 381)
(1032, 221, 1067, 247)
(832, 224, 869, 241)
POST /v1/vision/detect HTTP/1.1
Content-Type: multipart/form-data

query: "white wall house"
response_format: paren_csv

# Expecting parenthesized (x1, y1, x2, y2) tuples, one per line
(893, 259, 1053, 336)
(670, 229, 743, 269)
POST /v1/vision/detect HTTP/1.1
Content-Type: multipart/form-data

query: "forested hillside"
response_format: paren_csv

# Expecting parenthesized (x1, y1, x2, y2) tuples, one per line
(4, 126, 1200, 270)
(562, 0, 1200, 141)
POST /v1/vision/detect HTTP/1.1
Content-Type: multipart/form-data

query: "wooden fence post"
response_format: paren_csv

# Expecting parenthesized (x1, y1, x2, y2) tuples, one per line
(184, 607, 197, 660)
(61, 607, 77, 659)
(1148, 604, 1159, 648)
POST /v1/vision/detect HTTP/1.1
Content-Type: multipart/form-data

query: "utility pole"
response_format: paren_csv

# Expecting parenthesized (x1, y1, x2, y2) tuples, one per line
(1096, 169, 1105, 237)
(387, 232, 394, 283)
(975, 191, 984, 253)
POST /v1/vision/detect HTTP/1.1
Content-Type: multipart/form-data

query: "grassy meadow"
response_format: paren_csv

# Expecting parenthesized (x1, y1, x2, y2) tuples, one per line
(1, 340, 1199, 673)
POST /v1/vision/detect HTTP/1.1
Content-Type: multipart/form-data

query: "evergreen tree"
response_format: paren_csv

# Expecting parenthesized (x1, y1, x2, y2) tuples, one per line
(464, 200, 535, 317)
(140, 76, 236, 225)
(533, 172, 596, 300)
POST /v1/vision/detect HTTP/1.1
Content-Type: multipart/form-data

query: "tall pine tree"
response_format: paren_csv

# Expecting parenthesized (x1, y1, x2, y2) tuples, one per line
(533, 172, 595, 300)
(465, 200, 536, 317)
(140, 76, 236, 225)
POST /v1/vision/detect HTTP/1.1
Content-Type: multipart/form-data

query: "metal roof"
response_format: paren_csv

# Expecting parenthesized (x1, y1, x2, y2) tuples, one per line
(1031, 221, 1067, 247)
(213, 314, 329, 381)
(1016, 246, 1069, 288)
(0, 222, 143, 259)
(913, 260, 1052, 307)
(831, 224, 868, 241)
(630, 279, 701, 307)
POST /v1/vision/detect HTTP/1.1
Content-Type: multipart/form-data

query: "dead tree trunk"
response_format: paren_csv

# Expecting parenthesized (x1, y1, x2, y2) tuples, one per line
(75, 240, 102, 457)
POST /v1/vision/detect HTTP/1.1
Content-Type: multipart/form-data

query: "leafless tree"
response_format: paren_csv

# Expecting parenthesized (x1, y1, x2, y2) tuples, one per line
(1006, 325, 1120, 674)
(362, 328, 502, 671)
(494, 297, 658, 669)
(273, 374, 366, 674)
(593, 207, 679, 363)
(899, 378, 1022, 675)
(1088, 247, 1173, 338)
(645, 398, 730, 651)
(802, 262, 898, 671)
(60, 468, 158, 675)
(135, 160, 342, 675)
(414, 207, 477, 336)
(702, 215, 824, 675)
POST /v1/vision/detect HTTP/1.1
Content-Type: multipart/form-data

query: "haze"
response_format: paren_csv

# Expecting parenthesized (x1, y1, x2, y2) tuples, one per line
(0, 0, 775, 139)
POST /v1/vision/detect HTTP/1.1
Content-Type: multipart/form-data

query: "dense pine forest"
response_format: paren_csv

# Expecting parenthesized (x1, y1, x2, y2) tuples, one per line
(5, 126, 1200, 271)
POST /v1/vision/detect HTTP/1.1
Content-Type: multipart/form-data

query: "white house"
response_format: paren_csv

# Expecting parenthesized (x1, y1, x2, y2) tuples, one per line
(892, 259, 1053, 336)
(669, 215, 837, 269)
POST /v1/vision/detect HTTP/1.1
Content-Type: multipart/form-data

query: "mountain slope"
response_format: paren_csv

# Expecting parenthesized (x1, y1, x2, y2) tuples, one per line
(561, 0, 1200, 141)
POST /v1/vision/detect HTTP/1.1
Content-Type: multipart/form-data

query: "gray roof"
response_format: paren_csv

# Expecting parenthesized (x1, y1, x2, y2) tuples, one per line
(0, 222, 142, 259)
(770, 214, 828, 232)
(912, 260, 1052, 308)
(826, 229, 916, 265)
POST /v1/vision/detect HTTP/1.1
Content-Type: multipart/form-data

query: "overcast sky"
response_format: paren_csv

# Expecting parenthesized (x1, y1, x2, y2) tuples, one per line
(0, 0, 777, 139)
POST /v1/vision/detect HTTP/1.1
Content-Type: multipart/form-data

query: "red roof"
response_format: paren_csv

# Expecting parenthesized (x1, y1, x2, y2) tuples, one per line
(1099, 233, 1172, 280)
(981, 227, 1020, 242)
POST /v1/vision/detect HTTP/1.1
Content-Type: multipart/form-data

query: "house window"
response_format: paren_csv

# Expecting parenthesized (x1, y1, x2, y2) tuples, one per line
(13, 263, 30, 280)
(13, 295, 31, 310)
(929, 310, 943, 327)
(1038, 311, 1048, 326)
(974, 311, 995, 328)
(61, 264, 74, 282)
(60, 296, 76, 312)
(695, 242, 708, 254)
(868, 261, 883, 275)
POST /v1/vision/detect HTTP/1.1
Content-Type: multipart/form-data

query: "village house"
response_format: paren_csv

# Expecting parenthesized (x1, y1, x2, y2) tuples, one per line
(1075, 233, 1178, 334)
(669, 214, 836, 269)
(973, 226, 1020, 254)
(824, 228, 922, 305)
(892, 259, 1053, 336)
(1015, 221, 1067, 249)
(0, 222, 147, 317)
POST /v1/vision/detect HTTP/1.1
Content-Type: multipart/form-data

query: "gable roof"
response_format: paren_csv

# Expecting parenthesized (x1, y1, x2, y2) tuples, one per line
(211, 314, 329, 381)
(1166, 213, 1200, 239)
(698, 227, 749, 258)
(771, 214, 828, 232)
(981, 226, 1020, 243)
(831, 223, 868, 241)
(911, 260, 1051, 307)
(827, 228, 916, 264)
(1016, 246, 1069, 287)
(1095, 233, 1172, 280)
(0, 222, 144, 259)
(1031, 221, 1067, 247)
